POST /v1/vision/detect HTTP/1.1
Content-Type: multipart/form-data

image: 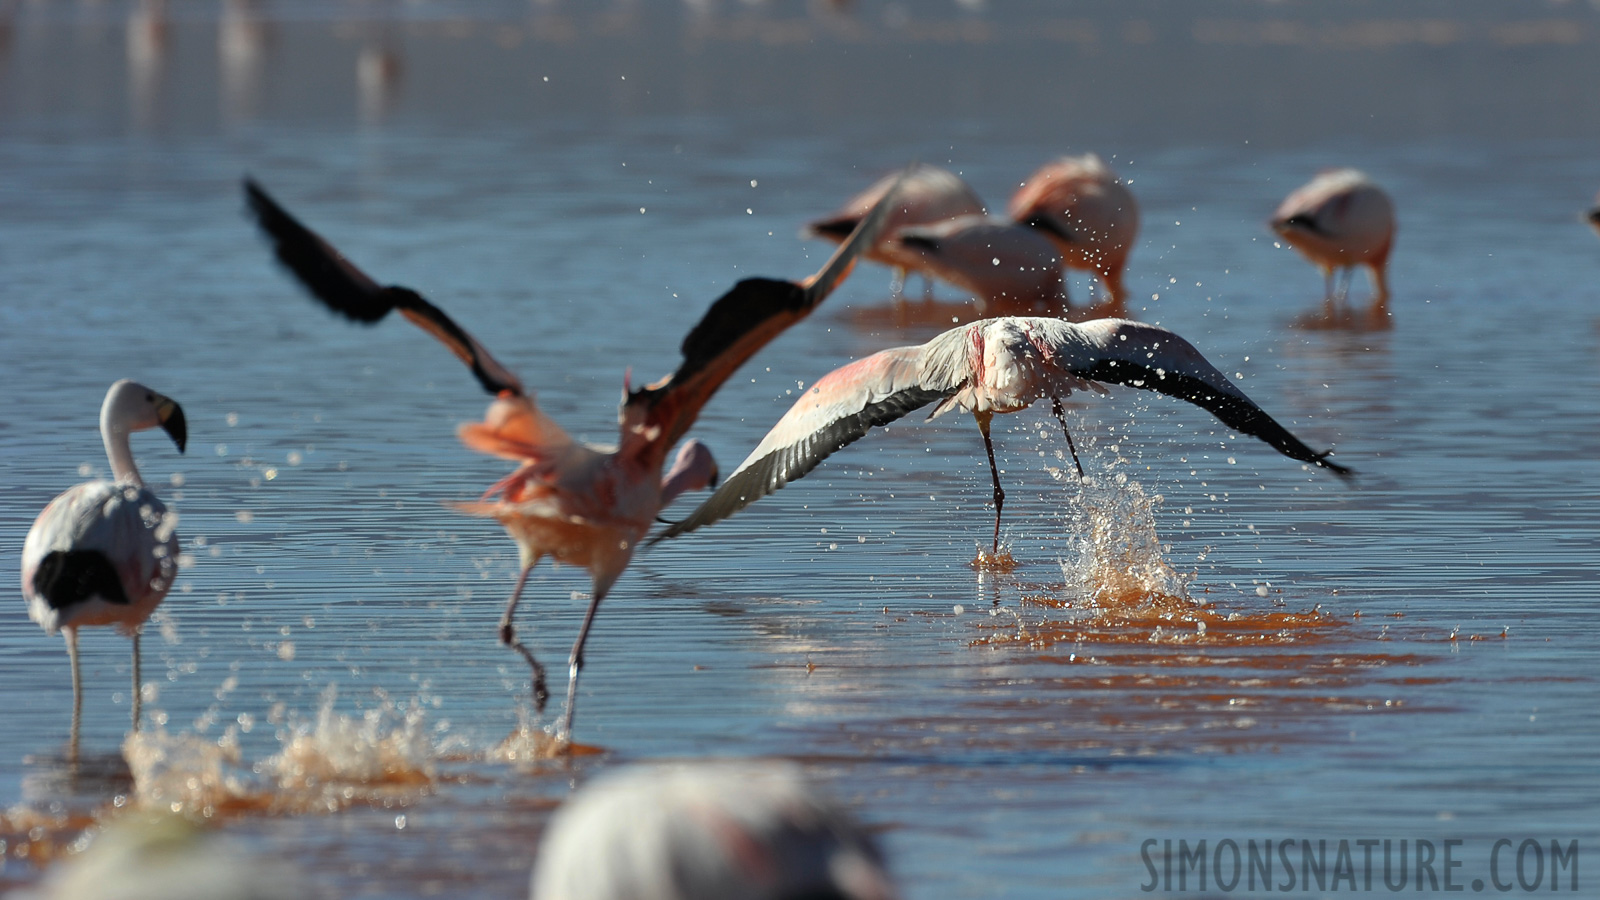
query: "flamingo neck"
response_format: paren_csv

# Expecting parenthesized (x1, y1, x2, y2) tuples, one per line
(660, 444, 716, 507)
(102, 407, 143, 486)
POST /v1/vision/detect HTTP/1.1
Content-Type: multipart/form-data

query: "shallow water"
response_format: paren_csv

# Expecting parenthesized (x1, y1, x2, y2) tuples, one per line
(2, 3, 1599, 897)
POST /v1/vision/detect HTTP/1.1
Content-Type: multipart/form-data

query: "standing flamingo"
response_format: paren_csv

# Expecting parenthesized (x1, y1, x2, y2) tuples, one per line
(1270, 169, 1396, 320)
(244, 175, 900, 742)
(657, 317, 1351, 554)
(1009, 154, 1139, 312)
(891, 214, 1069, 317)
(531, 763, 897, 900)
(807, 163, 986, 302)
(21, 379, 187, 757)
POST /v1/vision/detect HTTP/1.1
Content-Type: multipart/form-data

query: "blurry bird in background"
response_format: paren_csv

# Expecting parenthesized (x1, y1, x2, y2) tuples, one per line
(1270, 168, 1396, 326)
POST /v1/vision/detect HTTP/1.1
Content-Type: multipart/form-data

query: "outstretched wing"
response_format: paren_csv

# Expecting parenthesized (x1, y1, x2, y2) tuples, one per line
(654, 346, 948, 541)
(621, 168, 911, 468)
(244, 178, 524, 398)
(1043, 318, 1352, 477)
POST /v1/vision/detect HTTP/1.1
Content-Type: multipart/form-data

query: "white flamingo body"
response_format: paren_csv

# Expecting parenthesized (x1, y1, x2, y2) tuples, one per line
(22, 481, 176, 635)
(1271, 168, 1396, 314)
(245, 175, 901, 741)
(892, 215, 1068, 316)
(531, 763, 897, 900)
(20, 379, 186, 753)
(659, 317, 1350, 552)
(808, 163, 986, 298)
(1010, 154, 1139, 309)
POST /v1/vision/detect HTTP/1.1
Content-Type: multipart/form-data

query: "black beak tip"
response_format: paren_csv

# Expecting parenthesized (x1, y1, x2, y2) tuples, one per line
(163, 405, 188, 454)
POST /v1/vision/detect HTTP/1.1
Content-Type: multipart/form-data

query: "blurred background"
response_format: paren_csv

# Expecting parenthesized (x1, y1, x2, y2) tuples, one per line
(2, 2, 1599, 899)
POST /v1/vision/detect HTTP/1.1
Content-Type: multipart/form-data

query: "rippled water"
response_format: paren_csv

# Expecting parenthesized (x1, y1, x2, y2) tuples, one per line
(2, 3, 1599, 898)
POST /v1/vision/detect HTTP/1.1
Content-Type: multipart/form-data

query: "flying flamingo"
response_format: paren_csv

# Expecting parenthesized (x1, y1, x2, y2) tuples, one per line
(890, 214, 1069, 317)
(244, 176, 900, 742)
(531, 763, 896, 900)
(657, 317, 1351, 554)
(1270, 169, 1396, 321)
(1009, 154, 1139, 313)
(21, 379, 187, 757)
(807, 163, 985, 302)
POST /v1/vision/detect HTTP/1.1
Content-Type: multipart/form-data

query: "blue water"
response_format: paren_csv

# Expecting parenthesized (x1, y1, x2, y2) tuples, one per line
(1, 4, 1598, 898)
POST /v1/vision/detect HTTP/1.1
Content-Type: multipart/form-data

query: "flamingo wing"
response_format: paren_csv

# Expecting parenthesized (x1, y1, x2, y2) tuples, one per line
(653, 346, 948, 541)
(622, 169, 910, 463)
(1042, 318, 1352, 477)
(244, 178, 524, 398)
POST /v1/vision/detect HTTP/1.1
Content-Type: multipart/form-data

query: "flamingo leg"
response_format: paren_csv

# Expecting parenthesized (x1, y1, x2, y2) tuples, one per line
(976, 412, 1006, 554)
(560, 587, 608, 742)
(499, 565, 549, 713)
(1321, 267, 1336, 315)
(1049, 397, 1085, 481)
(888, 267, 908, 305)
(66, 627, 81, 762)
(920, 271, 936, 302)
(131, 630, 142, 732)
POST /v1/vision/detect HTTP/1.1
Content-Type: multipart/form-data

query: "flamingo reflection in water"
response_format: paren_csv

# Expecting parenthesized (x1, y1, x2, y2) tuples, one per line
(21, 380, 187, 759)
(244, 175, 901, 743)
(658, 317, 1351, 557)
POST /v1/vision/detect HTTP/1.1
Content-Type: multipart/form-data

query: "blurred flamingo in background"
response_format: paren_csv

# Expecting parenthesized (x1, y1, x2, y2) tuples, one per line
(244, 175, 900, 743)
(807, 163, 985, 304)
(1270, 168, 1396, 323)
(658, 317, 1351, 556)
(890, 214, 1069, 317)
(1010, 153, 1139, 314)
(21, 380, 187, 758)
(531, 762, 897, 900)
(1587, 190, 1599, 238)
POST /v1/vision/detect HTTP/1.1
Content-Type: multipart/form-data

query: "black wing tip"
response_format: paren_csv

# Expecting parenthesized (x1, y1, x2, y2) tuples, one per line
(1314, 451, 1355, 480)
(899, 233, 938, 251)
(1020, 213, 1073, 243)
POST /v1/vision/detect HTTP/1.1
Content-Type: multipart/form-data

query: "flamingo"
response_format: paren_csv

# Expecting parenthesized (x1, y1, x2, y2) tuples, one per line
(1009, 154, 1139, 312)
(657, 317, 1351, 554)
(21, 380, 187, 757)
(1270, 168, 1396, 319)
(1587, 192, 1600, 238)
(531, 763, 896, 900)
(243, 175, 900, 741)
(807, 163, 985, 302)
(890, 214, 1069, 317)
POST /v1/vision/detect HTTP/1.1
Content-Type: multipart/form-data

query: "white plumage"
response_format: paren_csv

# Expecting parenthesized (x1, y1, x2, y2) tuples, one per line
(20, 379, 186, 755)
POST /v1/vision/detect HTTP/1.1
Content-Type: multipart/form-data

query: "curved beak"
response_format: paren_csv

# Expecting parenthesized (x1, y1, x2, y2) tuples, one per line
(156, 397, 187, 453)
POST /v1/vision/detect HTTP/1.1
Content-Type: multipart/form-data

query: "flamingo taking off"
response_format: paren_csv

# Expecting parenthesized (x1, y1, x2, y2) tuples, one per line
(244, 175, 900, 742)
(531, 763, 897, 900)
(657, 317, 1351, 554)
(1009, 154, 1139, 312)
(891, 214, 1069, 317)
(21, 380, 187, 757)
(807, 163, 985, 302)
(1270, 168, 1396, 320)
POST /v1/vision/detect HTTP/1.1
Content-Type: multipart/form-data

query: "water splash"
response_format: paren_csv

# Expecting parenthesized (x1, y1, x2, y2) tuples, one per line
(123, 685, 441, 818)
(1059, 474, 1193, 606)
